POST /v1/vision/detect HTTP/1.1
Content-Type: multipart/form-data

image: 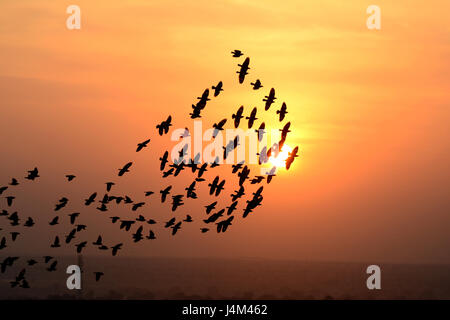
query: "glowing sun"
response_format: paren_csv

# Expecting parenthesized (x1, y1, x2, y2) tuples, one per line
(269, 145, 292, 168)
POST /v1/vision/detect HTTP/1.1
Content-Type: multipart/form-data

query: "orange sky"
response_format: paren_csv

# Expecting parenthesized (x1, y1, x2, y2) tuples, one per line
(0, 0, 449, 264)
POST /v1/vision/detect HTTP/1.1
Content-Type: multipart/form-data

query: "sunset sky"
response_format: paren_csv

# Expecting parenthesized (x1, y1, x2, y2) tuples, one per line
(0, 0, 449, 265)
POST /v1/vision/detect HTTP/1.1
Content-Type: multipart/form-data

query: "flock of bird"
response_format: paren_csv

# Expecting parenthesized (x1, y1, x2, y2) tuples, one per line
(0, 50, 299, 291)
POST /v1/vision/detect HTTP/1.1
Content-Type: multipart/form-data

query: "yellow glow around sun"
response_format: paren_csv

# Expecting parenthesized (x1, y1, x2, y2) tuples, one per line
(269, 145, 292, 168)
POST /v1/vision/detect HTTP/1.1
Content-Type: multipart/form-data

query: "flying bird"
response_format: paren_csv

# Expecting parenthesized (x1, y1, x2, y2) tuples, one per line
(146, 230, 156, 240)
(160, 186, 172, 203)
(263, 88, 276, 111)
(68, 212, 80, 225)
(85, 192, 97, 206)
(6, 196, 15, 207)
(10, 232, 20, 241)
(285, 146, 299, 170)
(237, 57, 250, 84)
(205, 201, 217, 214)
(51, 236, 61, 248)
(250, 79, 263, 90)
(231, 49, 243, 57)
(136, 138, 151, 152)
(118, 162, 133, 176)
(156, 115, 172, 135)
(246, 107, 258, 129)
(49, 216, 59, 226)
(24, 217, 35, 227)
(94, 272, 104, 282)
(75, 241, 87, 253)
(93, 236, 103, 246)
(232, 106, 244, 128)
(212, 81, 224, 97)
(105, 182, 115, 192)
(276, 102, 288, 121)
(25, 167, 40, 181)
(65, 175, 76, 182)
(47, 261, 57, 272)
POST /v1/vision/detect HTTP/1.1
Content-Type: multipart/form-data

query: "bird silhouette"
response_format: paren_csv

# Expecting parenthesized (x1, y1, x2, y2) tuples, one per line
(49, 216, 59, 226)
(132, 226, 144, 242)
(24, 217, 35, 227)
(136, 138, 151, 152)
(93, 235, 103, 246)
(68, 212, 80, 225)
(232, 106, 244, 128)
(231, 49, 243, 57)
(0, 237, 6, 250)
(94, 272, 104, 282)
(85, 192, 97, 206)
(171, 221, 182, 235)
(146, 230, 156, 240)
(237, 57, 250, 84)
(245, 107, 258, 129)
(132, 202, 145, 211)
(276, 102, 288, 121)
(203, 209, 224, 224)
(43, 256, 53, 263)
(51, 236, 61, 248)
(217, 216, 234, 233)
(256, 122, 266, 142)
(65, 229, 76, 244)
(156, 116, 172, 135)
(0, 186, 8, 195)
(10, 232, 19, 241)
(105, 182, 115, 192)
(160, 186, 172, 203)
(65, 175, 76, 182)
(111, 243, 123, 256)
(97, 203, 108, 212)
(263, 88, 276, 110)
(110, 216, 120, 224)
(8, 212, 20, 226)
(212, 119, 227, 138)
(231, 186, 245, 201)
(212, 81, 224, 97)
(25, 167, 39, 181)
(54, 197, 68, 211)
(171, 195, 184, 211)
(238, 166, 250, 186)
(6, 196, 15, 207)
(76, 224, 87, 232)
(197, 163, 208, 178)
(250, 79, 263, 90)
(76, 241, 87, 253)
(159, 151, 169, 171)
(118, 162, 133, 176)
(119, 220, 135, 231)
(47, 260, 57, 272)
(27, 259, 37, 266)
(136, 215, 146, 222)
(165, 218, 176, 228)
(285, 146, 299, 170)
(162, 168, 174, 178)
(226, 201, 238, 215)
(205, 201, 217, 214)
